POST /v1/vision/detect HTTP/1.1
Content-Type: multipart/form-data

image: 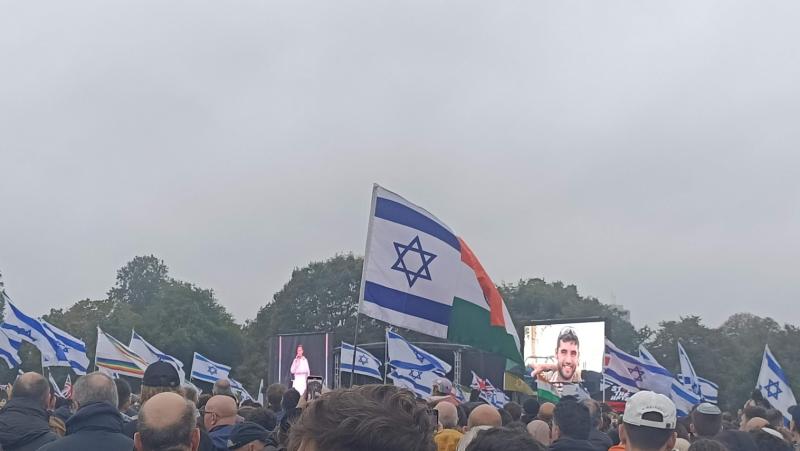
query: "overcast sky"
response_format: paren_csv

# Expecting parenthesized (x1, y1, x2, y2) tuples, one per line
(1, 1, 798, 329)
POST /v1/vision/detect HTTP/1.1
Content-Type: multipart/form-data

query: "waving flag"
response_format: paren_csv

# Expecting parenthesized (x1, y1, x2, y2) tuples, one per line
(388, 367, 441, 398)
(62, 375, 73, 399)
(130, 331, 186, 381)
(41, 320, 89, 375)
(470, 371, 509, 408)
(341, 342, 383, 380)
(386, 330, 450, 375)
(229, 378, 253, 401)
(756, 345, 797, 425)
(190, 352, 231, 383)
(0, 329, 21, 369)
(95, 328, 148, 378)
(359, 185, 522, 364)
(1, 296, 68, 366)
(48, 373, 65, 398)
(256, 379, 264, 405)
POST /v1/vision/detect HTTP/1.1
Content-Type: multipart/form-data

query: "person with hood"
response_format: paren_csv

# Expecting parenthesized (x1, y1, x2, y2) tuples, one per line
(226, 422, 279, 451)
(0, 372, 58, 451)
(38, 372, 133, 451)
(549, 398, 595, 451)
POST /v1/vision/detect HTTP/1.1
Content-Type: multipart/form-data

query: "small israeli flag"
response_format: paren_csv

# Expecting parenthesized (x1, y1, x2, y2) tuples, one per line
(190, 352, 231, 383)
(386, 330, 450, 375)
(341, 342, 383, 380)
(756, 345, 797, 425)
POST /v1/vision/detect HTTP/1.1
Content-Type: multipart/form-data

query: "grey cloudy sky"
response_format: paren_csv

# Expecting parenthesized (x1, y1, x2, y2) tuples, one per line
(1, 1, 798, 328)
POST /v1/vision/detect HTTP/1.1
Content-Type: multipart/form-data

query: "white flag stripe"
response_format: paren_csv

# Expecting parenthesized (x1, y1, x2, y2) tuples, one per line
(757, 345, 797, 425)
(373, 186, 455, 234)
(360, 302, 448, 338)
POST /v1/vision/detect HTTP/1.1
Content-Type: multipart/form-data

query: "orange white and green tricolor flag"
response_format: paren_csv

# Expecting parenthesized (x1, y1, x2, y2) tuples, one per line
(95, 327, 148, 378)
(358, 185, 523, 364)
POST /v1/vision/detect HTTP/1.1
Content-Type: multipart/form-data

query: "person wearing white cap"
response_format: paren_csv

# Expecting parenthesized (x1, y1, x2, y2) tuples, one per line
(619, 391, 677, 451)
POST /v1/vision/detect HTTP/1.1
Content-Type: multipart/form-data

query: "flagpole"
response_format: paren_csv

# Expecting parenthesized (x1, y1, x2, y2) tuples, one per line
(383, 326, 390, 384)
(350, 184, 379, 388)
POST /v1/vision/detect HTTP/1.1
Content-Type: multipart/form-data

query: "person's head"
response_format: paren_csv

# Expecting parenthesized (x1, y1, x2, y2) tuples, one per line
(687, 438, 727, 451)
(742, 417, 768, 432)
(552, 399, 590, 441)
(11, 372, 51, 409)
(465, 427, 546, 451)
(135, 392, 200, 451)
(238, 406, 277, 431)
(286, 384, 436, 451)
(141, 361, 183, 405)
(213, 379, 234, 397)
(741, 405, 767, 429)
(73, 372, 118, 409)
(498, 408, 513, 426)
(282, 388, 301, 411)
(503, 402, 522, 422)
(183, 384, 199, 406)
(691, 403, 723, 438)
(202, 395, 239, 431)
(582, 399, 602, 430)
(436, 401, 459, 429)
(750, 428, 792, 451)
(526, 420, 551, 446)
(537, 402, 555, 423)
(620, 391, 677, 451)
(555, 327, 580, 381)
(266, 383, 286, 410)
(296, 345, 304, 357)
(523, 399, 540, 419)
(764, 410, 784, 429)
(116, 377, 132, 412)
(468, 404, 503, 429)
(227, 421, 273, 451)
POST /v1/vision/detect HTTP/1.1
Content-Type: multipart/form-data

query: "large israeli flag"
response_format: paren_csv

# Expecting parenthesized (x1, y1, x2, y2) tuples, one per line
(632, 343, 701, 417)
(757, 345, 797, 425)
(0, 329, 21, 369)
(190, 352, 231, 383)
(1, 296, 68, 366)
(341, 342, 383, 380)
(41, 320, 89, 375)
(388, 367, 441, 398)
(130, 331, 186, 381)
(678, 373, 719, 404)
(604, 340, 673, 395)
(386, 330, 451, 375)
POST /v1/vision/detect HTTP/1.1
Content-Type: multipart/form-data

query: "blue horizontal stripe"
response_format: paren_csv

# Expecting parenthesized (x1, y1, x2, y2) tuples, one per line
(364, 282, 451, 326)
(191, 371, 219, 383)
(0, 348, 20, 367)
(606, 345, 673, 378)
(766, 351, 790, 385)
(604, 368, 639, 390)
(5, 303, 68, 361)
(391, 372, 431, 395)
(341, 364, 382, 378)
(194, 353, 231, 371)
(374, 197, 461, 252)
(671, 383, 701, 403)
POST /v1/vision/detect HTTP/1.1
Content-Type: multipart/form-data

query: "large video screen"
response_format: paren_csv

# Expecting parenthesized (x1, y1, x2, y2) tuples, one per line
(523, 319, 606, 384)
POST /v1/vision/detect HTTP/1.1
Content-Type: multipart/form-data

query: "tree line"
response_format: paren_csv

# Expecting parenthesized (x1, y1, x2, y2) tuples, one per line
(0, 255, 795, 412)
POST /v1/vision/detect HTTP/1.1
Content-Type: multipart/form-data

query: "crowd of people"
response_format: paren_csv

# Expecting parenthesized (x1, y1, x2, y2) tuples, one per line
(0, 361, 799, 451)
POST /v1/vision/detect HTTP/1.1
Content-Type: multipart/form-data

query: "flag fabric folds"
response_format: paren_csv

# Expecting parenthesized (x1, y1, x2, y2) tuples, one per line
(340, 342, 383, 380)
(95, 327, 148, 378)
(229, 378, 252, 401)
(191, 352, 231, 383)
(359, 185, 522, 364)
(0, 329, 21, 369)
(130, 330, 186, 381)
(41, 320, 90, 375)
(62, 375, 73, 399)
(756, 345, 797, 425)
(678, 373, 719, 404)
(48, 373, 65, 398)
(1, 296, 69, 367)
(256, 379, 264, 405)
(388, 367, 441, 398)
(470, 371, 509, 408)
(386, 330, 451, 375)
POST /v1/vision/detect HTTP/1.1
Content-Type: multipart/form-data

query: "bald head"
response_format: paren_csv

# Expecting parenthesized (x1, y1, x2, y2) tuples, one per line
(136, 392, 199, 451)
(212, 379, 233, 396)
(74, 372, 118, 409)
(436, 401, 459, 429)
(12, 372, 50, 408)
(538, 402, 556, 422)
(468, 404, 502, 429)
(204, 395, 238, 430)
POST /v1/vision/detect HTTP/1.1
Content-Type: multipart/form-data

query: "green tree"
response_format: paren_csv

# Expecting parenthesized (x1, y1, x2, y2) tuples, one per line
(108, 255, 169, 306)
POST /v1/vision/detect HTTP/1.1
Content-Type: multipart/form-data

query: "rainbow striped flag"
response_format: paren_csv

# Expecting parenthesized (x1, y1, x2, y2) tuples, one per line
(95, 327, 148, 378)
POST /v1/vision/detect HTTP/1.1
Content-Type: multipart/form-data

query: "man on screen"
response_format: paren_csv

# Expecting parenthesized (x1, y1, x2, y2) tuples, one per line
(290, 345, 310, 396)
(528, 326, 582, 384)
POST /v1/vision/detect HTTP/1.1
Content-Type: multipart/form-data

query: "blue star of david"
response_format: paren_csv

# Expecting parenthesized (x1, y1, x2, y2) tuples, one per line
(765, 379, 782, 400)
(409, 369, 423, 380)
(391, 236, 437, 288)
(208, 366, 218, 375)
(358, 355, 369, 365)
(413, 349, 427, 363)
(628, 366, 645, 382)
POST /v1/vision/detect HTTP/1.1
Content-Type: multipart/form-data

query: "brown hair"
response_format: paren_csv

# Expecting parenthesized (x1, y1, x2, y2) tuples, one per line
(287, 385, 435, 451)
(140, 385, 184, 406)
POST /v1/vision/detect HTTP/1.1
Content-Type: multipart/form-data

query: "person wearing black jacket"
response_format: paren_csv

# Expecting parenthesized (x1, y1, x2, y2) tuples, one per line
(38, 372, 133, 451)
(0, 372, 58, 451)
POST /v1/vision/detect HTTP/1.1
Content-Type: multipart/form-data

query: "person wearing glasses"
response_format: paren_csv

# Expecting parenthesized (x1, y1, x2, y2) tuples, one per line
(527, 327, 582, 387)
(202, 395, 239, 451)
